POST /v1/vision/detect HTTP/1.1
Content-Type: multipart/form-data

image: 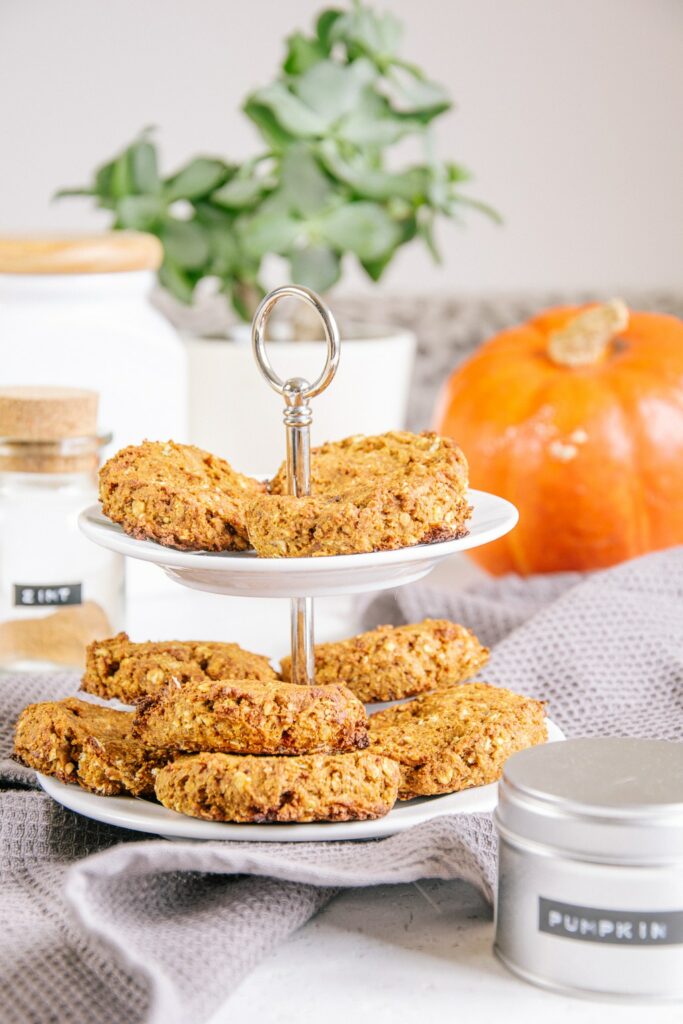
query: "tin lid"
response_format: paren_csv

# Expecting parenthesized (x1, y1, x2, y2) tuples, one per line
(495, 738, 683, 864)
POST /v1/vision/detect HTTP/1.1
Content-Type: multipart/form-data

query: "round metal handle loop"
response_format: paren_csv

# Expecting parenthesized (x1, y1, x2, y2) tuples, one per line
(251, 285, 340, 400)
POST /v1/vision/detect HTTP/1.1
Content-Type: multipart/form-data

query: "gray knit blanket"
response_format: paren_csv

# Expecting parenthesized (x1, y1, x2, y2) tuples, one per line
(2, 547, 681, 1024)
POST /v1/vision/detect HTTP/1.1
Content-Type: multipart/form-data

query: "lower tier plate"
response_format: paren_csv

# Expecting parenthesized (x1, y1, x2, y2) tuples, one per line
(37, 720, 564, 843)
(78, 489, 518, 598)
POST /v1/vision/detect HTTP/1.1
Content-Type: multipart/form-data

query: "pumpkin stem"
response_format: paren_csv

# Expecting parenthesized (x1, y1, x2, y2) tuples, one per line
(548, 299, 629, 367)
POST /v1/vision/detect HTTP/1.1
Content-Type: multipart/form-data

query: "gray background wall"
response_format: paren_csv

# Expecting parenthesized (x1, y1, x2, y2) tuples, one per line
(1, 0, 681, 294)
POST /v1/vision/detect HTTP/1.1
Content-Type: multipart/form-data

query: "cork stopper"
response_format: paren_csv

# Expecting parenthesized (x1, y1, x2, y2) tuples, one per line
(0, 387, 101, 472)
(0, 232, 163, 275)
(0, 386, 98, 439)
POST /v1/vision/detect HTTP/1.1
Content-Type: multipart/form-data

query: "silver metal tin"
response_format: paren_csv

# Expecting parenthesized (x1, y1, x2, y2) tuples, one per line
(494, 737, 683, 1001)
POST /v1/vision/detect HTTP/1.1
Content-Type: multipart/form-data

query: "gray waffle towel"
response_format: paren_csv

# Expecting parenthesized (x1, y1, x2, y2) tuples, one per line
(1, 547, 682, 1024)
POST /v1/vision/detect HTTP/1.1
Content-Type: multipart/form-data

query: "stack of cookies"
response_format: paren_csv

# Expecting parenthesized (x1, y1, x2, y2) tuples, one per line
(97, 431, 472, 557)
(13, 619, 548, 824)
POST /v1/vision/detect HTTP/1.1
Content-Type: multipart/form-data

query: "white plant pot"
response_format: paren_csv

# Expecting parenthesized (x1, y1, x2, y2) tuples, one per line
(185, 324, 416, 476)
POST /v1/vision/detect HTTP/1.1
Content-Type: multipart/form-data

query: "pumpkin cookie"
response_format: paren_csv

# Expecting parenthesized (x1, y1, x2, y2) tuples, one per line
(246, 431, 471, 557)
(155, 750, 400, 823)
(134, 678, 369, 755)
(82, 632, 278, 703)
(280, 619, 489, 703)
(13, 697, 168, 797)
(99, 440, 264, 551)
(368, 682, 547, 800)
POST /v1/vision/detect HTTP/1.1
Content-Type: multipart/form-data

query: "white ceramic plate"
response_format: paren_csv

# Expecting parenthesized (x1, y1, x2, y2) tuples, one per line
(78, 489, 518, 598)
(36, 720, 564, 843)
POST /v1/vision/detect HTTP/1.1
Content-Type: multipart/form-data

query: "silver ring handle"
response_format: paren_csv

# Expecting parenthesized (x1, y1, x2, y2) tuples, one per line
(251, 285, 341, 400)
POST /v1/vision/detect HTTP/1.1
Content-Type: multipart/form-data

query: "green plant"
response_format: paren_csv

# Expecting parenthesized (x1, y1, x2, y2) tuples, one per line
(58, 1, 496, 319)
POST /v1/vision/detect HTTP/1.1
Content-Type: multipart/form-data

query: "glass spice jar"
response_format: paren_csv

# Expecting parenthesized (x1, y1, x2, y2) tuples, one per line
(0, 386, 123, 671)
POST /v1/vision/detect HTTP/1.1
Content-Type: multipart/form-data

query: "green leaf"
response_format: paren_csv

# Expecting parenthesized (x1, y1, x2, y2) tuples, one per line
(208, 225, 241, 275)
(283, 31, 326, 75)
(164, 158, 231, 201)
(129, 138, 161, 194)
(330, 7, 402, 62)
(94, 160, 115, 198)
(417, 214, 442, 263)
(454, 193, 503, 224)
(426, 164, 450, 213)
(289, 245, 340, 292)
(158, 259, 197, 304)
(293, 58, 376, 123)
(156, 258, 196, 301)
(244, 83, 326, 138)
(248, 59, 378, 146)
(53, 187, 95, 199)
(318, 202, 401, 261)
(279, 147, 333, 216)
(360, 250, 393, 282)
(337, 105, 421, 146)
(328, 85, 423, 147)
(239, 209, 301, 259)
(114, 195, 165, 230)
(383, 66, 451, 117)
(160, 219, 210, 269)
(316, 9, 344, 51)
(193, 199, 237, 226)
(395, 212, 418, 244)
(110, 153, 134, 198)
(212, 177, 265, 209)
(446, 162, 471, 184)
(244, 99, 297, 149)
(319, 145, 429, 203)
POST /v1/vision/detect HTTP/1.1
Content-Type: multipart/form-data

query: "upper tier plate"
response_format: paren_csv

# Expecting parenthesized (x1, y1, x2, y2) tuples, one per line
(78, 489, 518, 598)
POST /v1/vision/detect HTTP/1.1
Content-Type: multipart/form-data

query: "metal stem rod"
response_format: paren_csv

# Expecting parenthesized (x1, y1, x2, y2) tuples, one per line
(290, 596, 315, 686)
(251, 286, 341, 688)
(283, 378, 312, 500)
(284, 377, 314, 686)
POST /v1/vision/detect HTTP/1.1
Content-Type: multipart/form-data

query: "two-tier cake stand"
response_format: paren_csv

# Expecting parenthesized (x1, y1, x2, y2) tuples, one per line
(38, 286, 561, 842)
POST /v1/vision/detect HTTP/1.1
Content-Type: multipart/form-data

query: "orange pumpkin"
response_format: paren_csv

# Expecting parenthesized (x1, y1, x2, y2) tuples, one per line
(432, 300, 683, 574)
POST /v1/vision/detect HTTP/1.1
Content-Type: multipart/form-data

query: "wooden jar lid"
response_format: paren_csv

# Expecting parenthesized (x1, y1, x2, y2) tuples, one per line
(0, 386, 98, 440)
(0, 232, 163, 274)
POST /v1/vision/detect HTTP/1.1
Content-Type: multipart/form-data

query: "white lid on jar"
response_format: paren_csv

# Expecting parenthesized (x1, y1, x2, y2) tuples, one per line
(495, 737, 683, 864)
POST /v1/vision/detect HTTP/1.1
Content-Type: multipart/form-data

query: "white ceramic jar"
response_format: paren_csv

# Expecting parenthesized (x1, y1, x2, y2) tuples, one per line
(0, 234, 188, 456)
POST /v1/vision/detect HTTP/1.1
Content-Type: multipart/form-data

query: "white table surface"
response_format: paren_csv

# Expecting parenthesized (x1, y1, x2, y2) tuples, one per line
(126, 557, 682, 1024)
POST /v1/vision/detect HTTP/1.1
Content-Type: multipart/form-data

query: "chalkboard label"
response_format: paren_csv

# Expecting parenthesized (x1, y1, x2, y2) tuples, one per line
(539, 897, 683, 945)
(13, 583, 82, 608)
